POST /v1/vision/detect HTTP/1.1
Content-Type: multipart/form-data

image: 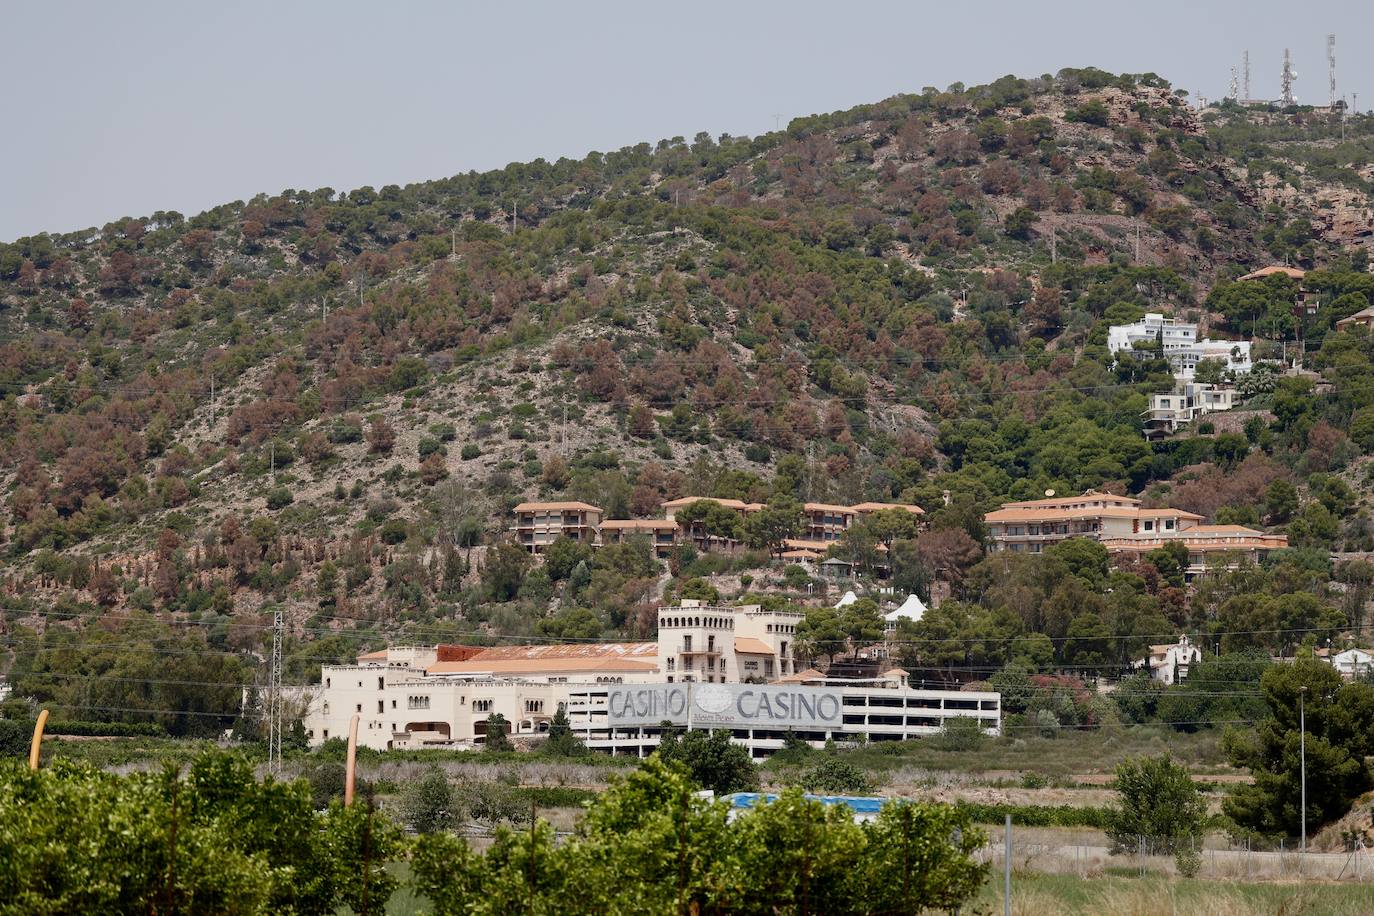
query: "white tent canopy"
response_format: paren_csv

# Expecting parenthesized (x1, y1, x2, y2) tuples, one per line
(884, 594, 927, 625)
(834, 590, 859, 608)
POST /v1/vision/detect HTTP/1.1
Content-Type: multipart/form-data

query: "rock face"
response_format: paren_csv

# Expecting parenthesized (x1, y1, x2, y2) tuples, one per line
(1323, 202, 1374, 243)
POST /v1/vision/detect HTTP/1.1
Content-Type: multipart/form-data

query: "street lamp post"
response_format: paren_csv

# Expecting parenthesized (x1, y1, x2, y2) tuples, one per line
(1299, 685, 1308, 874)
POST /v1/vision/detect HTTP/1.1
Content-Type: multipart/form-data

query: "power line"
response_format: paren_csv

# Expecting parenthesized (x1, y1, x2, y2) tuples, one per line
(4, 605, 1365, 653)
(24, 701, 254, 720)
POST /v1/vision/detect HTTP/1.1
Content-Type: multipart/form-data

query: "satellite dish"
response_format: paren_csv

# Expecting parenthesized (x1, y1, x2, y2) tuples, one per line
(1045, 489, 1056, 497)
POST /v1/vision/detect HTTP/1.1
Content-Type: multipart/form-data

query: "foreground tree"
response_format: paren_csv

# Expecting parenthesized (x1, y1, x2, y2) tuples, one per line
(402, 766, 457, 834)
(1223, 658, 1374, 836)
(411, 756, 986, 915)
(0, 751, 399, 914)
(656, 728, 759, 794)
(1105, 754, 1207, 853)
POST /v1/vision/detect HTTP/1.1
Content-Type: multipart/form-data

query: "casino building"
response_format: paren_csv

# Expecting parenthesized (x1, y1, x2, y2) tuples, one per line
(299, 601, 1000, 759)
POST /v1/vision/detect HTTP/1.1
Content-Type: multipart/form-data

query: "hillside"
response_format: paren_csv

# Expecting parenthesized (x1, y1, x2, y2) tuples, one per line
(4, 66, 1374, 693)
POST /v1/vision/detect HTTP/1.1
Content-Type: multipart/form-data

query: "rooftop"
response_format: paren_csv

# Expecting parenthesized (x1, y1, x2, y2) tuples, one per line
(426, 641, 660, 676)
(1337, 305, 1374, 325)
(1000, 491, 1140, 509)
(849, 502, 924, 515)
(804, 502, 858, 514)
(661, 496, 763, 512)
(1238, 265, 1306, 281)
(599, 519, 679, 530)
(513, 501, 603, 513)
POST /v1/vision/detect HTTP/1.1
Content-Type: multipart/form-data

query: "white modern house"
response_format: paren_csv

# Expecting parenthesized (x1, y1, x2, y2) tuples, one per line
(1330, 648, 1374, 680)
(1133, 635, 1203, 685)
(1108, 313, 1251, 379)
(1143, 383, 1238, 438)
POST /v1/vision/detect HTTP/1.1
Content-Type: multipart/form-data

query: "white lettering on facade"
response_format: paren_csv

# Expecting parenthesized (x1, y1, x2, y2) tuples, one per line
(609, 683, 842, 728)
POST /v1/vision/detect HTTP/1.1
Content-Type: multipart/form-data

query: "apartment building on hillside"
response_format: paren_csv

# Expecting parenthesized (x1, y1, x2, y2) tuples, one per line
(1101, 525, 1290, 578)
(512, 497, 923, 557)
(985, 492, 1287, 579)
(598, 519, 680, 557)
(802, 503, 858, 541)
(511, 501, 603, 553)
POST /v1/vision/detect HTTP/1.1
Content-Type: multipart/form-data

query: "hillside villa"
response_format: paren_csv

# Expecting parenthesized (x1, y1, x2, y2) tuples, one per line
(1107, 313, 1252, 379)
(984, 491, 1287, 579)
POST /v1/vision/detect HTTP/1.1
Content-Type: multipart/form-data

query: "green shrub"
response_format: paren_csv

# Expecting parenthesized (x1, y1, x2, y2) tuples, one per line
(801, 756, 876, 795)
(328, 416, 364, 444)
(0, 718, 30, 757)
(402, 766, 457, 834)
(265, 487, 293, 510)
(460, 443, 481, 461)
(932, 716, 986, 751)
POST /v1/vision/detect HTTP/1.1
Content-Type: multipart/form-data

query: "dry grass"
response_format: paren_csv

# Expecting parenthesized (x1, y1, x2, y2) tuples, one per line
(974, 873, 1374, 916)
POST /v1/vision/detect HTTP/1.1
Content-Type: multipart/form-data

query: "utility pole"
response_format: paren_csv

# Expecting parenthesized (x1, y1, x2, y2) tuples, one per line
(209, 376, 215, 423)
(1049, 230, 1057, 264)
(452, 227, 457, 257)
(1300, 685, 1308, 876)
(268, 606, 284, 774)
(1003, 815, 1012, 916)
(1134, 217, 1141, 262)
(511, 201, 517, 235)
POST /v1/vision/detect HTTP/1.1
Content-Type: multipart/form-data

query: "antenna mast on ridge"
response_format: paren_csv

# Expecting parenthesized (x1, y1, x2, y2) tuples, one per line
(1328, 34, 1337, 108)
(1243, 50, 1251, 100)
(1281, 49, 1297, 107)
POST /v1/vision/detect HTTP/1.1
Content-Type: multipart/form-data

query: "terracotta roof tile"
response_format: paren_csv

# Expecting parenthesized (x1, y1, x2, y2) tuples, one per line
(849, 502, 924, 514)
(804, 502, 857, 514)
(1238, 265, 1305, 281)
(514, 501, 603, 513)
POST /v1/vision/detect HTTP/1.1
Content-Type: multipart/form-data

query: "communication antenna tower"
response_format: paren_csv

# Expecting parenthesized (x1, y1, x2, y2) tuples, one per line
(1328, 34, 1337, 109)
(268, 606, 284, 774)
(1243, 50, 1251, 100)
(1229, 67, 1239, 101)
(1281, 49, 1297, 106)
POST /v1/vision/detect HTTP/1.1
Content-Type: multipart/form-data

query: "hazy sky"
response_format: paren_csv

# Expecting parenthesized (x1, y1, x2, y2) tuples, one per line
(3, 0, 1370, 241)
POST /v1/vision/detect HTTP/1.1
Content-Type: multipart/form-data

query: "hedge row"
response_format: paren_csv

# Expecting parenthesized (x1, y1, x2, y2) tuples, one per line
(47, 720, 167, 738)
(956, 801, 1112, 828)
